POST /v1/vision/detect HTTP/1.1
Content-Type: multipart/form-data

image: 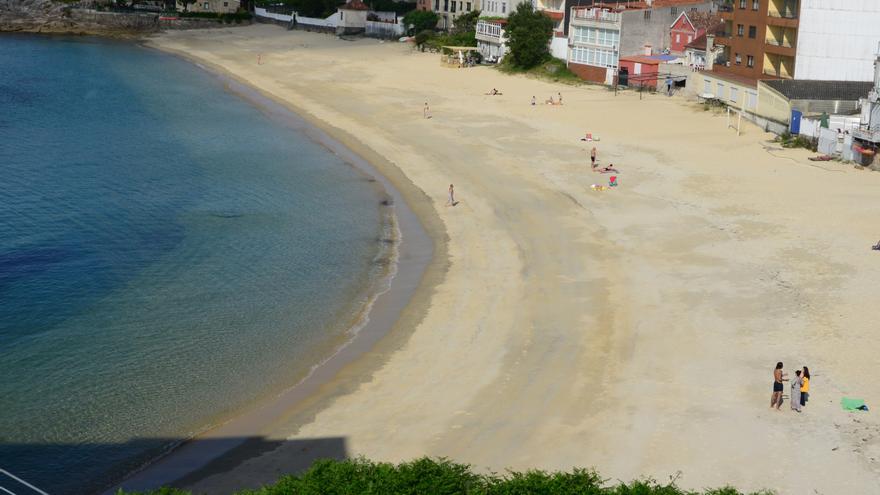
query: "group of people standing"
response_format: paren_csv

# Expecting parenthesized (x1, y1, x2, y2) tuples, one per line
(771, 362, 811, 413)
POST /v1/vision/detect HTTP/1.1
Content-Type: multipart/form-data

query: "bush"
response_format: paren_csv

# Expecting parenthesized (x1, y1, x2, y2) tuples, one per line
(403, 9, 439, 34)
(120, 457, 770, 495)
(505, 2, 553, 69)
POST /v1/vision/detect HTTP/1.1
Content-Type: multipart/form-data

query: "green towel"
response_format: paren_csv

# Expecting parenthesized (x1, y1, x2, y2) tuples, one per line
(841, 397, 866, 411)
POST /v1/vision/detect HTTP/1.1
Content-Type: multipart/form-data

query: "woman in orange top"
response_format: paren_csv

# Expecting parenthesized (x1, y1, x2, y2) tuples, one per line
(800, 366, 811, 407)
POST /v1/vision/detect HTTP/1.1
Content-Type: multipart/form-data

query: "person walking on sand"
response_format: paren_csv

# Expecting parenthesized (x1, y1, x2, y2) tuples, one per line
(446, 184, 455, 206)
(800, 366, 810, 408)
(790, 370, 803, 412)
(558, 92, 563, 105)
(424, 101, 430, 119)
(771, 361, 787, 410)
(590, 147, 597, 169)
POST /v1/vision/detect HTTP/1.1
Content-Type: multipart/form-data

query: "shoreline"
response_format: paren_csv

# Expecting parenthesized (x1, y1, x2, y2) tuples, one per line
(108, 39, 448, 493)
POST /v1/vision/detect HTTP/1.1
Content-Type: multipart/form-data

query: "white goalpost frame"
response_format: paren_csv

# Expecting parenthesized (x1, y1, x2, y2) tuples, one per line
(726, 105, 743, 137)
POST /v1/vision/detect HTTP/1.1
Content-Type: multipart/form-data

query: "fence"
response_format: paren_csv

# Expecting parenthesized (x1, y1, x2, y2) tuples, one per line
(365, 20, 404, 38)
(254, 7, 339, 29)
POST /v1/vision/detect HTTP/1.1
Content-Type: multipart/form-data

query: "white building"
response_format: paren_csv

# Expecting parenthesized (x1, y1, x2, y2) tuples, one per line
(566, 7, 621, 84)
(795, 0, 880, 81)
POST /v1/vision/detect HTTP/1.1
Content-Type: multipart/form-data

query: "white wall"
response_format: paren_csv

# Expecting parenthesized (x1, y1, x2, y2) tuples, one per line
(795, 0, 880, 81)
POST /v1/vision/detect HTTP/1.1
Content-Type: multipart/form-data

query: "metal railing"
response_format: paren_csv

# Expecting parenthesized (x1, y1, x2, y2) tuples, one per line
(571, 9, 620, 23)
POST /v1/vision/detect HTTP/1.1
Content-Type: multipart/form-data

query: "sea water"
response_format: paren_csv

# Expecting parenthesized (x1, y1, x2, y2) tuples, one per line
(0, 34, 389, 494)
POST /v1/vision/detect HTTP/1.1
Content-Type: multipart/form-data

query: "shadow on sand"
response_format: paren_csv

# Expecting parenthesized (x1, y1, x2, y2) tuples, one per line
(0, 436, 348, 495)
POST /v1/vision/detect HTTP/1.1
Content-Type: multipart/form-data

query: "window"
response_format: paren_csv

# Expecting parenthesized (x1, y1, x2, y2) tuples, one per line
(704, 79, 711, 94)
(747, 55, 754, 67)
(203, 2, 208, 7)
(735, 52, 741, 64)
(443, 0, 447, 11)
(687, 35, 692, 43)
(501, 2, 505, 13)
(223, 1, 227, 5)
(730, 87, 738, 103)
(748, 25, 756, 38)
(466, 2, 470, 10)
(670, 7, 677, 16)
(434, 0, 439, 10)
(676, 34, 680, 43)
(752, 0, 759, 9)
(739, 0, 746, 8)
(570, 45, 617, 68)
(737, 24, 744, 36)
(572, 26, 620, 48)
(746, 91, 757, 109)
(450, 0, 455, 12)
(717, 82, 725, 98)
(644, 9, 651, 20)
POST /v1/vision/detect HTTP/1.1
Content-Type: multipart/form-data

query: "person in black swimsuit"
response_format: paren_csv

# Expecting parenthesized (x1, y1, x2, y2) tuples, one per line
(771, 361, 788, 410)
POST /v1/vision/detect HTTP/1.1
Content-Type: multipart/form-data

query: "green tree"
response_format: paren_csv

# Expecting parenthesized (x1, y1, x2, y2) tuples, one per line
(402, 9, 439, 34)
(450, 9, 479, 35)
(505, 2, 553, 69)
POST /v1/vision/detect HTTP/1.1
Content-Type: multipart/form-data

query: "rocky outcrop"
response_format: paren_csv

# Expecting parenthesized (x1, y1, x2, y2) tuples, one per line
(0, 0, 159, 35)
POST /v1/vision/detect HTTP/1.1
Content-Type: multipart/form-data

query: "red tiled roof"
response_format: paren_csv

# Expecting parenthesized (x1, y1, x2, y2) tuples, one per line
(619, 55, 662, 65)
(340, 0, 369, 10)
(684, 22, 725, 50)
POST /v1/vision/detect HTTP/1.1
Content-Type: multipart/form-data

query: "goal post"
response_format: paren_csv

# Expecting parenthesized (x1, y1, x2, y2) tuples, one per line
(726, 106, 743, 136)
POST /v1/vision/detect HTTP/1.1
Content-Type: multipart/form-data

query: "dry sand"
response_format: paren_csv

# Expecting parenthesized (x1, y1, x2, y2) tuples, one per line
(147, 24, 880, 494)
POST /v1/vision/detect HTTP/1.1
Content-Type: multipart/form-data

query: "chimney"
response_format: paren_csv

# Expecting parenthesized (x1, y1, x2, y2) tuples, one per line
(705, 34, 715, 70)
(643, 43, 652, 56)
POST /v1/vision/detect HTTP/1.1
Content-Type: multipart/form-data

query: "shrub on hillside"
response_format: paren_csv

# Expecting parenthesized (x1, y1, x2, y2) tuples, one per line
(122, 457, 771, 495)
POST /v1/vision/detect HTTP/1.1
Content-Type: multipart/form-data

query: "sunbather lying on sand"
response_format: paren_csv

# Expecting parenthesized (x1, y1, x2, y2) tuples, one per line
(595, 164, 618, 173)
(485, 88, 502, 95)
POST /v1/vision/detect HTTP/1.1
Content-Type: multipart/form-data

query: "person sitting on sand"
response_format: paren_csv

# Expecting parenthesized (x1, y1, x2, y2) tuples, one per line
(531, 96, 536, 106)
(546, 96, 555, 105)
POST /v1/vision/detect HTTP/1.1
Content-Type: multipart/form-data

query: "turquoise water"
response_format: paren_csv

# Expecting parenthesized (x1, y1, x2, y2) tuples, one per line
(0, 35, 390, 494)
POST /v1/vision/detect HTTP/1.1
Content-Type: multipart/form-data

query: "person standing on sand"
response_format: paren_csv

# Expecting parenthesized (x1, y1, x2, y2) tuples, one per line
(558, 92, 563, 105)
(790, 370, 803, 412)
(424, 101, 430, 119)
(446, 184, 455, 206)
(771, 361, 787, 410)
(531, 96, 536, 106)
(800, 366, 810, 408)
(590, 147, 597, 169)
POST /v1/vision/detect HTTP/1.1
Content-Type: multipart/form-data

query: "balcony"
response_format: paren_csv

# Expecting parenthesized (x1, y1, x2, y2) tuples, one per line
(767, 0, 798, 27)
(764, 38, 795, 56)
(570, 8, 621, 27)
(475, 20, 503, 43)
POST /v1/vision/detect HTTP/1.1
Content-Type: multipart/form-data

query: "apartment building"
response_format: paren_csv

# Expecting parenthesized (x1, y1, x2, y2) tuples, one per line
(421, 0, 478, 30)
(795, 0, 880, 81)
(713, 0, 799, 80)
(566, 0, 715, 84)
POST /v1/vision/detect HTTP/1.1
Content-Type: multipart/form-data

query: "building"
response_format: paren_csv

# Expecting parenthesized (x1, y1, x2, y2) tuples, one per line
(337, 0, 369, 34)
(713, 0, 799, 81)
(533, 0, 567, 58)
(683, 26, 724, 70)
(475, 19, 508, 62)
(618, 54, 662, 88)
(428, 0, 479, 30)
(759, 79, 874, 125)
(795, 1, 880, 81)
(566, 1, 715, 84)
(179, 0, 239, 13)
(669, 10, 702, 54)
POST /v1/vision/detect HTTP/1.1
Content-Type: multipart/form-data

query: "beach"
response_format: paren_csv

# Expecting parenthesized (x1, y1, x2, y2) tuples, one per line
(145, 24, 880, 494)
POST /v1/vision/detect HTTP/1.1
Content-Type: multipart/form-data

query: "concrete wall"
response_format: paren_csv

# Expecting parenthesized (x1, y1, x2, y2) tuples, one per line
(568, 62, 608, 83)
(757, 82, 791, 123)
(796, 0, 880, 81)
(619, 2, 713, 57)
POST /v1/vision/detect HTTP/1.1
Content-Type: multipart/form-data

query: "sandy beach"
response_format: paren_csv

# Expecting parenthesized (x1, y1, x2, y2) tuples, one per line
(144, 24, 880, 494)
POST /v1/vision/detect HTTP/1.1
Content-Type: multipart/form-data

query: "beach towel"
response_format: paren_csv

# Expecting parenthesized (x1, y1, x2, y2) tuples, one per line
(841, 397, 869, 411)
(590, 184, 608, 191)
